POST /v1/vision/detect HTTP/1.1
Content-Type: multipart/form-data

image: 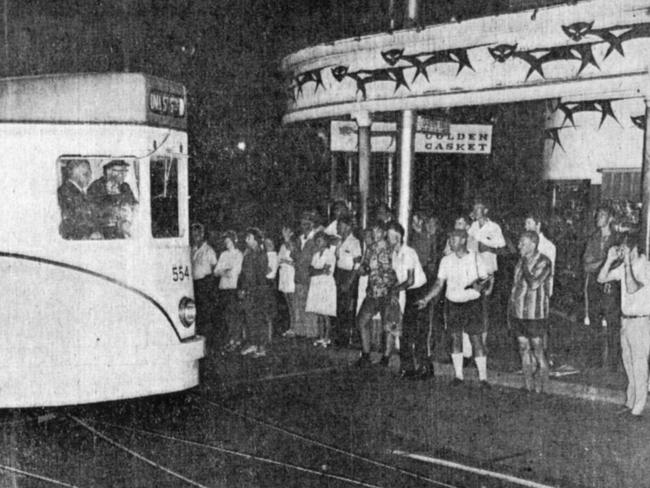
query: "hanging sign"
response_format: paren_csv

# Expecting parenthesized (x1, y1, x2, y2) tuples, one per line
(416, 115, 450, 135)
(330, 121, 492, 154)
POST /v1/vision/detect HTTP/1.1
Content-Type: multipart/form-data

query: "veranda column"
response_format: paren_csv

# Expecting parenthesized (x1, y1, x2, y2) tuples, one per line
(642, 99, 650, 257)
(354, 111, 372, 229)
(330, 153, 337, 201)
(386, 153, 395, 210)
(396, 0, 419, 242)
(397, 110, 416, 241)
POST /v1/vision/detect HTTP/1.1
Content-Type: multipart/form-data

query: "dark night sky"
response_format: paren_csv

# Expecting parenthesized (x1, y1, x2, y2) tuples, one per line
(1, 0, 553, 232)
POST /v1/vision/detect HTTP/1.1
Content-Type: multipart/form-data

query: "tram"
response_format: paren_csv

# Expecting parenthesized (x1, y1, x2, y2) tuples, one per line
(0, 73, 204, 407)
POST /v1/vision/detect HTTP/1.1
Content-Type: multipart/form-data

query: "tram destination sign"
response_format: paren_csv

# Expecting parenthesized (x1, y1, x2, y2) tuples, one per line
(148, 90, 186, 118)
(330, 121, 492, 154)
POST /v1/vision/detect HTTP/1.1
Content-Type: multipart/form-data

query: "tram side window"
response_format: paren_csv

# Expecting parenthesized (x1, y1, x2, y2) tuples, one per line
(57, 157, 140, 240)
(150, 157, 180, 238)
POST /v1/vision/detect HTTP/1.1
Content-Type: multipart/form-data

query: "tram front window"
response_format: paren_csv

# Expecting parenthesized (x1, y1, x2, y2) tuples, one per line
(150, 156, 180, 238)
(57, 156, 140, 240)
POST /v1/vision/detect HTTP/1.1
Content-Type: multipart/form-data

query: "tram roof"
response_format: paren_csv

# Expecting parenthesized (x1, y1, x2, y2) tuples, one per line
(0, 72, 186, 130)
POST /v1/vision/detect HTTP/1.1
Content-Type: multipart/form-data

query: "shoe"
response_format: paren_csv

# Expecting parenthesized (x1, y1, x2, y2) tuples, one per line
(450, 378, 464, 387)
(252, 349, 267, 358)
(282, 330, 296, 338)
(353, 355, 371, 368)
(400, 369, 418, 379)
(479, 380, 491, 389)
(321, 339, 331, 348)
(240, 345, 257, 356)
(615, 406, 630, 416)
(313, 339, 325, 346)
(418, 365, 435, 380)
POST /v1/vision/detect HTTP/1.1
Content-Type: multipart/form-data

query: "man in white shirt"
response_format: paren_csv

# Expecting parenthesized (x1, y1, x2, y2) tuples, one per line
(417, 229, 490, 387)
(598, 234, 650, 417)
(387, 222, 428, 379)
(214, 230, 244, 350)
(191, 223, 217, 338)
(468, 199, 505, 346)
(334, 215, 361, 347)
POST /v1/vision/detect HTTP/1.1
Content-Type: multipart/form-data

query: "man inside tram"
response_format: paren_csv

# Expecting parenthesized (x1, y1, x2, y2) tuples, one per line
(58, 159, 100, 240)
(88, 159, 138, 239)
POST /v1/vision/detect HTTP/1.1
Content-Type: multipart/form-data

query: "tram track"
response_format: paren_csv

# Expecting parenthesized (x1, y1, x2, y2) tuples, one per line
(0, 374, 563, 488)
(58, 387, 466, 488)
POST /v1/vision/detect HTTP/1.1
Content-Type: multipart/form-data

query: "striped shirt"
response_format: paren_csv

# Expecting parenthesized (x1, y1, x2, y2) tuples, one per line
(510, 252, 552, 320)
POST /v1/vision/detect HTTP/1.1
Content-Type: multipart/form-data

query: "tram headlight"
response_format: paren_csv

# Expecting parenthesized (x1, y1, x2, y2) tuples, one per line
(178, 297, 197, 327)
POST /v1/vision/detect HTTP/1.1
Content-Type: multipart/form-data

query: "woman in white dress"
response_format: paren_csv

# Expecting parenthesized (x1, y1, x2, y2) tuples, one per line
(305, 231, 337, 347)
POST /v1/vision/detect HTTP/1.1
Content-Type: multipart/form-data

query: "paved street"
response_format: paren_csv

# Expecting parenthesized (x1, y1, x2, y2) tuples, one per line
(0, 337, 645, 488)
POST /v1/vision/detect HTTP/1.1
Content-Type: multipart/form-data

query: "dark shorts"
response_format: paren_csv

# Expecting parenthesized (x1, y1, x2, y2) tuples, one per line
(358, 296, 390, 321)
(447, 299, 482, 335)
(514, 318, 548, 339)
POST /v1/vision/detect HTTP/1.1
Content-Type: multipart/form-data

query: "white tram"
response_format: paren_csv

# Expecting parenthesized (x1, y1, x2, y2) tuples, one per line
(0, 73, 204, 407)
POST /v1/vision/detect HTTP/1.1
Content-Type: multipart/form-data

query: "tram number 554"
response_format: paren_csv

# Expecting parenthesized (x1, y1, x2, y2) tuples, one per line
(172, 265, 190, 282)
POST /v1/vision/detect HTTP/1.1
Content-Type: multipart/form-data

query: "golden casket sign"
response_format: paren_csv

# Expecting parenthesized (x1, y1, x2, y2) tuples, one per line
(330, 121, 492, 154)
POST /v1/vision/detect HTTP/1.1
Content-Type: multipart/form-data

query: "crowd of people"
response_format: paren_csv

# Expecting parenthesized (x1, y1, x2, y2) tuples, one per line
(191, 198, 650, 417)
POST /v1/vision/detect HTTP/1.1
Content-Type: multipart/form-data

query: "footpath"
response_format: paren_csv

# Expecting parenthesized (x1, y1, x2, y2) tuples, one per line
(207, 307, 628, 407)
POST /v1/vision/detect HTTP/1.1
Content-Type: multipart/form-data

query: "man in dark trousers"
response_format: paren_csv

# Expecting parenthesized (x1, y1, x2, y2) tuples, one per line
(403, 212, 442, 379)
(290, 210, 319, 338)
(583, 205, 621, 369)
(333, 215, 361, 347)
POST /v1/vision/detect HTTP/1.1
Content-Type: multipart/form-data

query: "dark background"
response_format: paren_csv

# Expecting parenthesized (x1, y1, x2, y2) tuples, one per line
(1, 0, 559, 235)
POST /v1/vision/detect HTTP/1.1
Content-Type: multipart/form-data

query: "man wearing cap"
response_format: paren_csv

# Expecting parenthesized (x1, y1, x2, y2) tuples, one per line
(88, 159, 138, 238)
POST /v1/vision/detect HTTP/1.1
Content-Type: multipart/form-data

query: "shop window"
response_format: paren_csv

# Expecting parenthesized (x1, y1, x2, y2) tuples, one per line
(599, 168, 641, 232)
(600, 168, 641, 203)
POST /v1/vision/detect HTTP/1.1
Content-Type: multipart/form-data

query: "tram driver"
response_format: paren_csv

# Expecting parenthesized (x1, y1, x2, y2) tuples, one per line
(88, 159, 138, 239)
(58, 159, 101, 240)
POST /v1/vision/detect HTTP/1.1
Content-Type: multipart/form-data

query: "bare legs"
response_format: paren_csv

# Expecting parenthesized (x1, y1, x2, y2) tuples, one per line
(518, 336, 549, 392)
(450, 332, 487, 381)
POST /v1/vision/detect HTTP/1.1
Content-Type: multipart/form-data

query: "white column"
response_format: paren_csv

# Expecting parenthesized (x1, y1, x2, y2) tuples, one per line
(386, 153, 394, 210)
(397, 110, 415, 241)
(354, 111, 372, 230)
(396, 0, 419, 242)
(330, 153, 337, 200)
